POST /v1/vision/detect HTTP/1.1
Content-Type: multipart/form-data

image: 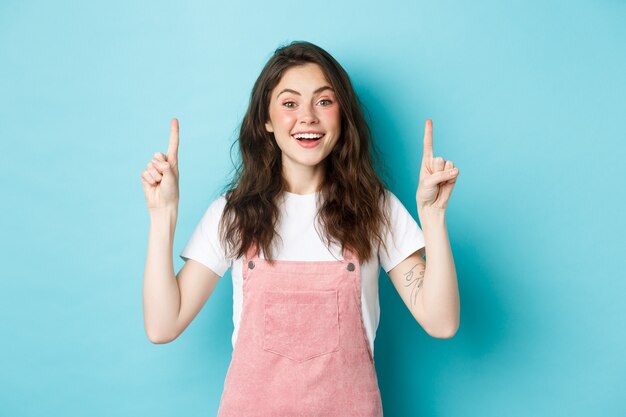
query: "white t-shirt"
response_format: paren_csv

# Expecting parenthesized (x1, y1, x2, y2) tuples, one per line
(179, 189, 425, 356)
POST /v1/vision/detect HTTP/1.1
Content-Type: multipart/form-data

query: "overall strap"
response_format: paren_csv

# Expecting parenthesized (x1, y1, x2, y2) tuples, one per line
(246, 240, 358, 264)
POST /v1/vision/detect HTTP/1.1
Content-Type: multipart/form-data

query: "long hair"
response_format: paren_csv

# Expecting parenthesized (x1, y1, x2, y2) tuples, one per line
(218, 40, 393, 264)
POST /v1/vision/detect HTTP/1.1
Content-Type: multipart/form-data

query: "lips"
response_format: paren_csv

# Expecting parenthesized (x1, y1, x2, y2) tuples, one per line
(292, 133, 324, 148)
(292, 133, 325, 141)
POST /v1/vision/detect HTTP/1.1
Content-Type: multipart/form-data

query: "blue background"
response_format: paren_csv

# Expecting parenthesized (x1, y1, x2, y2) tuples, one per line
(1, 0, 624, 416)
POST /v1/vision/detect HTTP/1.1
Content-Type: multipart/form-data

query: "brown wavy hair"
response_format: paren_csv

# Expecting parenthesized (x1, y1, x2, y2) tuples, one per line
(218, 40, 393, 264)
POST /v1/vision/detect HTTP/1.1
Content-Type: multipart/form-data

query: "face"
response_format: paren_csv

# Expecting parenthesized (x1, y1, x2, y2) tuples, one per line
(265, 63, 341, 170)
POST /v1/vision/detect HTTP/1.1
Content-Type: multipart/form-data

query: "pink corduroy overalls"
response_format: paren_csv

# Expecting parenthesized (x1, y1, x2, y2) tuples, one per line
(216, 242, 384, 417)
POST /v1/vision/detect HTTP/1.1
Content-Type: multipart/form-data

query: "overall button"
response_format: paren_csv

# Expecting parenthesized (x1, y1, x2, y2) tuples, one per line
(248, 261, 255, 269)
(347, 262, 355, 271)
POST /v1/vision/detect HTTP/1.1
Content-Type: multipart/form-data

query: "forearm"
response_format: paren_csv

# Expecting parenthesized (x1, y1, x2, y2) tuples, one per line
(418, 208, 460, 337)
(143, 207, 181, 343)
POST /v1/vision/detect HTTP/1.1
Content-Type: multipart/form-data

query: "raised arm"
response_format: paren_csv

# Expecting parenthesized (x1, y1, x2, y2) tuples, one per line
(140, 118, 220, 343)
(388, 119, 460, 338)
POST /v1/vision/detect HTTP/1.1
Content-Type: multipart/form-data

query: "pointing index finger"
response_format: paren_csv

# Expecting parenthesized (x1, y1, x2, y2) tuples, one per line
(422, 119, 433, 160)
(167, 118, 179, 163)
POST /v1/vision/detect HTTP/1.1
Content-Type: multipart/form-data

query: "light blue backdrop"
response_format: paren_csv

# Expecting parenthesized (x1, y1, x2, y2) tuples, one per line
(1, 0, 624, 416)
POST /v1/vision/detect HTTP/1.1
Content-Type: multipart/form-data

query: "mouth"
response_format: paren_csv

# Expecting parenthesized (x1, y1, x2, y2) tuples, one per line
(291, 133, 325, 142)
(291, 132, 325, 148)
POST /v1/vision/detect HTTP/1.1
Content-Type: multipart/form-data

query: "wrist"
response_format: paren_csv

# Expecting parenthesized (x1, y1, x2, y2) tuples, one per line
(149, 206, 178, 223)
(149, 206, 178, 240)
(417, 205, 446, 227)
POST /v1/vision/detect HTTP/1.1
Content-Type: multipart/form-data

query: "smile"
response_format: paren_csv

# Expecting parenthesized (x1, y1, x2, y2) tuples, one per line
(291, 133, 325, 148)
(292, 133, 325, 140)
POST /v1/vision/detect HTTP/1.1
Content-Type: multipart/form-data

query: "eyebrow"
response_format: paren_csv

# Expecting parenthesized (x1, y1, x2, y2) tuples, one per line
(277, 86, 334, 98)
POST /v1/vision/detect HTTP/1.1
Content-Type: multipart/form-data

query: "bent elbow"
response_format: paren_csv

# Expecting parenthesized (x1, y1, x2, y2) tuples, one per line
(428, 323, 459, 339)
(145, 327, 177, 344)
(432, 329, 457, 339)
(148, 334, 174, 344)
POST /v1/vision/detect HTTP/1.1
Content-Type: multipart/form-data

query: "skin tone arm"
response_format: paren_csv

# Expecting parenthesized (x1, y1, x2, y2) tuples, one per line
(141, 118, 221, 344)
(387, 119, 460, 339)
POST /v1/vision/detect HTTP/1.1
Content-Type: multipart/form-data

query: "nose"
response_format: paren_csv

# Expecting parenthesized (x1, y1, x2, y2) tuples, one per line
(299, 103, 318, 124)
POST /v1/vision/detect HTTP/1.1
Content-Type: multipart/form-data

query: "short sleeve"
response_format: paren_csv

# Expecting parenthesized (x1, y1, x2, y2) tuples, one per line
(179, 194, 231, 277)
(378, 190, 426, 273)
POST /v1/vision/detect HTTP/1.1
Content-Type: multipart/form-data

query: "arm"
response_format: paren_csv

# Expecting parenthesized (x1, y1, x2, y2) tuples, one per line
(141, 119, 221, 344)
(389, 210, 460, 339)
(387, 211, 459, 338)
(143, 207, 181, 343)
(143, 206, 221, 344)
(387, 119, 460, 339)
(418, 211, 459, 338)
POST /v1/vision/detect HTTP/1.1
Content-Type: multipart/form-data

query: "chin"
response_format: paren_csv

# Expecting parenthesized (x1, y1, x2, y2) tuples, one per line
(283, 153, 326, 167)
(296, 157, 325, 166)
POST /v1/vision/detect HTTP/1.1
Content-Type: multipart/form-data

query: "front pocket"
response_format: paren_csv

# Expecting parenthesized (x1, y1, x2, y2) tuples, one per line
(263, 289, 340, 363)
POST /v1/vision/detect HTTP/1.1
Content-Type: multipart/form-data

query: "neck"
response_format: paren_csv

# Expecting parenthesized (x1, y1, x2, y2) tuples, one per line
(282, 158, 325, 195)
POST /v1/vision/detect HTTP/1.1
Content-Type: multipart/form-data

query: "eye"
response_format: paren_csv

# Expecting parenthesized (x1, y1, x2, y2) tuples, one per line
(282, 101, 296, 108)
(318, 99, 333, 106)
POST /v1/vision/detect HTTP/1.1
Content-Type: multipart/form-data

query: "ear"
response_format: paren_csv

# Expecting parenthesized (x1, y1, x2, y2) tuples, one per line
(265, 120, 274, 133)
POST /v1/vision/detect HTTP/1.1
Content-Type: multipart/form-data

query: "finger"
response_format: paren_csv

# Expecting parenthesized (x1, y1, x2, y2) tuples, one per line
(422, 119, 433, 161)
(437, 175, 455, 204)
(434, 156, 445, 172)
(149, 160, 164, 175)
(142, 170, 156, 186)
(151, 159, 171, 175)
(141, 176, 153, 188)
(151, 157, 166, 170)
(153, 152, 167, 162)
(147, 166, 162, 182)
(167, 118, 179, 164)
(423, 167, 459, 188)
(443, 161, 456, 184)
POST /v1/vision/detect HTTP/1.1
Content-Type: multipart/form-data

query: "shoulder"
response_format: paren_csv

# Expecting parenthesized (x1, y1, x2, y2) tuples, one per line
(204, 193, 228, 217)
(377, 189, 425, 272)
(383, 189, 402, 207)
(380, 189, 411, 219)
(190, 193, 228, 233)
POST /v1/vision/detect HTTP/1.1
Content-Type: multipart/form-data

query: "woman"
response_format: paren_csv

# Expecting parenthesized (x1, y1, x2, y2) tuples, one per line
(141, 41, 460, 416)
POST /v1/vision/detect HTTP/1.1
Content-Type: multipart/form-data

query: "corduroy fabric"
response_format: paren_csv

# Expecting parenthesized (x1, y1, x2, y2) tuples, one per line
(216, 243, 383, 417)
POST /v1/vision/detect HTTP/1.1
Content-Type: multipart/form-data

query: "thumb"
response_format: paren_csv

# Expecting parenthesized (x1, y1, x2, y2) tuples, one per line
(167, 118, 179, 164)
(437, 162, 457, 201)
(160, 160, 172, 172)
(423, 168, 459, 188)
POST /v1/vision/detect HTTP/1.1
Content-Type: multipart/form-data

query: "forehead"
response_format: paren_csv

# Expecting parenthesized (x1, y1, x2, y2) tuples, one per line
(273, 63, 332, 94)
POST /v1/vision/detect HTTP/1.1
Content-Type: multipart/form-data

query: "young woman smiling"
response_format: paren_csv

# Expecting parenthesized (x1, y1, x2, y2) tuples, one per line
(141, 41, 460, 416)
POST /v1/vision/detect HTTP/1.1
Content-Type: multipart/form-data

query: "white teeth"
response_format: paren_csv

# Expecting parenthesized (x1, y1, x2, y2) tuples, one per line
(293, 133, 323, 139)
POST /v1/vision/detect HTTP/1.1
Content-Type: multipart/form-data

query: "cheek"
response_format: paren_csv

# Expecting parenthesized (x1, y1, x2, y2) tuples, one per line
(324, 107, 341, 128)
(274, 112, 297, 129)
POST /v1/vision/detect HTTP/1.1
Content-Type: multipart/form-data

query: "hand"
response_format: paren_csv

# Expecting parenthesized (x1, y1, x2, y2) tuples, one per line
(140, 118, 181, 210)
(416, 119, 459, 213)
